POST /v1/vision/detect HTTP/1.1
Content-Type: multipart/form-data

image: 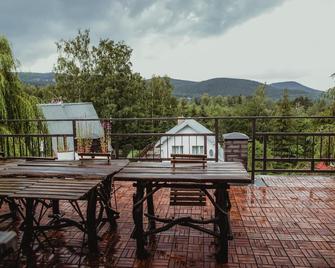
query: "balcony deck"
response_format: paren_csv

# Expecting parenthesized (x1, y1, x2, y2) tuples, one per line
(1, 175, 334, 267)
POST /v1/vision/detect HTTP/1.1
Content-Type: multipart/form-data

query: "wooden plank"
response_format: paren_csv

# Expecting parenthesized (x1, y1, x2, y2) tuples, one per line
(171, 191, 205, 196)
(120, 168, 247, 174)
(78, 152, 111, 157)
(26, 185, 95, 190)
(13, 190, 85, 196)
(39, 179, 101, 186)
(171, 159, 206, 164)
(126, 162, 245, 170)
(171, 153, 207, 158)
(170, 196, 206, 201)
(0, 159, 129, 179)
(170, 201, 206, 206)
(114, 173, 250, 183)
(9, 193, 83, 200)
(24, 187, 92, 193)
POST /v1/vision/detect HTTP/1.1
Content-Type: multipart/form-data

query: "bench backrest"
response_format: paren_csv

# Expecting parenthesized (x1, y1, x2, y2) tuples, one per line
(170, 154, 207, 206)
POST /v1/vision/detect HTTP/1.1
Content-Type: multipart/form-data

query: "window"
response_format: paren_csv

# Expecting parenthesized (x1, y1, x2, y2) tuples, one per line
(192, 145, 204, 155)
(172, 146, 184, 154)
(209, 149, 214, 157)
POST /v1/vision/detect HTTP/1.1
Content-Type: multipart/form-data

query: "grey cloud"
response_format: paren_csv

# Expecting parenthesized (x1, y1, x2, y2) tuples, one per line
(246, 69, 310, 81)
(116, 0, 285, 36)
(0, 0, 285, 70)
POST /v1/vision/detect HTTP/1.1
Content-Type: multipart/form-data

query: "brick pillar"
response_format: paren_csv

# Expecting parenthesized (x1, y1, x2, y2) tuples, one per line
(223, 132, 249, 168)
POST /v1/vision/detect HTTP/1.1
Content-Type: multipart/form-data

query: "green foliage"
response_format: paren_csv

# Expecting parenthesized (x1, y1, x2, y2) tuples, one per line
(0, 36, 41, 134)
(53, 30, 177, 130)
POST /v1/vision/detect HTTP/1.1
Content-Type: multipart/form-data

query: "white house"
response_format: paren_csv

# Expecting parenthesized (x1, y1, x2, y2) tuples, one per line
(38, 102, 105, 159)
(154, 119, 224, 160)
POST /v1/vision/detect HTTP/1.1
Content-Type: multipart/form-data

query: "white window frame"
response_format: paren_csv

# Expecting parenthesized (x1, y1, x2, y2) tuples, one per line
(192, 145, 204, 155)
(172, 145, 184, 154)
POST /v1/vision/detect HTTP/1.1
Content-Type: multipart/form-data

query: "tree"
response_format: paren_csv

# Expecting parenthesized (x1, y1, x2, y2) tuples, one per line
(244, 84, 270, 116)
(0, 36, 40, 134)
(145, 76, 178, 118)
(54, 29, 146, 119)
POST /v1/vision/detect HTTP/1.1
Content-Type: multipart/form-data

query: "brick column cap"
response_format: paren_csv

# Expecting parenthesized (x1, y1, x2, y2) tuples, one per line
(223, 132, 249, 141)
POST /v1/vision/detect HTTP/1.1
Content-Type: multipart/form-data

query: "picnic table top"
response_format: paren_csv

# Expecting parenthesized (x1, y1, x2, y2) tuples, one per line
(0, 176, 101, 200)
(0, 159, 129, 179)
(113, 161, 250, 183)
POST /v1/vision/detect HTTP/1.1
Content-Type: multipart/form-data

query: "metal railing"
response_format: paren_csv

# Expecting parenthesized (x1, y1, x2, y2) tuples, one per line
(1, 116, 335, 181)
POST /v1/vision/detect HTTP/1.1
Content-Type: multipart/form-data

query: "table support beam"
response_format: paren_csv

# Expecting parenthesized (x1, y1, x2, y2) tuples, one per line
(215, 183, 229, 263)
(86, 188, 98, 255)
(21, 198, 35, 265)
(146, 182, 156, 231)
(132, 181, 149, 259)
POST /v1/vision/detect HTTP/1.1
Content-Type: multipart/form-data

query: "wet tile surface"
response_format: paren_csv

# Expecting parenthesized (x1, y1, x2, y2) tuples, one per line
(1, 175, 335, 267)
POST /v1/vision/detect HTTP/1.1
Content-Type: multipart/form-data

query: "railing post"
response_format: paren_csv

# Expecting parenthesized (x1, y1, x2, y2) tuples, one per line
(311, 135, 315, 172)
(263, 135, 267, 172)
(215, 118, 219, 162)
(72, 120, 77, 160)
(251, 118, 256, 183)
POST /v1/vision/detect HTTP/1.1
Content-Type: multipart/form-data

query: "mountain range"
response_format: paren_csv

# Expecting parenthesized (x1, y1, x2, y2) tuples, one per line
(18, 72, 323, 100)
(169, 78, 322, 100)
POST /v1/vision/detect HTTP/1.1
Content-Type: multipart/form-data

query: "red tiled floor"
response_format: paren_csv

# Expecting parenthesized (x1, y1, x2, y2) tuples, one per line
(1, 175, 335, 267)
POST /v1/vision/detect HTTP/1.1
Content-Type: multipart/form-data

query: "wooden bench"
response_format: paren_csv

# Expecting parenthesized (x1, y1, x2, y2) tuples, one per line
(170, 154, 207, 206)
(78, 152, 112, 164)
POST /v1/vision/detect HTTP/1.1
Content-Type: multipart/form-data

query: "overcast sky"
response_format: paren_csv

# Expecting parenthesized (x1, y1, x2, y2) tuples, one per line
(0, 0, 334, 90)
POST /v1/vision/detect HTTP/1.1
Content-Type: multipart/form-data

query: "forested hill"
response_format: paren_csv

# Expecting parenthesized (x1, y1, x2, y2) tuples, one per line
(170, 78, 322, 100)
(18, 72, 323, 100)
(18, 72, 55, 86)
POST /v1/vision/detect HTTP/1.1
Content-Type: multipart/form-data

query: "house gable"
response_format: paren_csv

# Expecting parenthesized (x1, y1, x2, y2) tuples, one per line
(157, 119, 214, 147)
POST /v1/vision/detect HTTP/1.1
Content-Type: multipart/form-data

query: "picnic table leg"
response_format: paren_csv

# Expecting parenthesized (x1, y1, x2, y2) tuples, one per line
(215, 183, 229, 263)
(226, 186, 233, 240)
(146, 182, 156, 231)
(21, 198, 35, 265)
(8, 197, 18, 220)
(102, 176, 118, 229)
(86, 188, 98, 255)
(133, 181, 149, 259)
(52, 200, 60, 215)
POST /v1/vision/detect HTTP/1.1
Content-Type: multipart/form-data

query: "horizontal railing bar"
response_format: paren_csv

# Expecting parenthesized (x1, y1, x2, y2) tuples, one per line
(253, 169, 335, 173)
(256, 132, 335, 136)
(0, 134, 73, 137)
(109, 133, 215, 137)
(1, 115, 335, 123)
(255, 158, 335, 162)
(128, 158, 217, 161)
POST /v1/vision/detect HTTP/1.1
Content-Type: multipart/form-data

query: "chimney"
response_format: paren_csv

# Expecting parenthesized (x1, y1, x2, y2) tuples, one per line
(177, 116, 185, 125)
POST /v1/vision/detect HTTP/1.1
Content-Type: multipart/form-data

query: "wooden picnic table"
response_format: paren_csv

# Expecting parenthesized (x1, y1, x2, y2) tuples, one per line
(0, 177, 41, 222)
(0, 159, 129, 260)
(0, 176, 101, 264)
(113, 161, 251, 263)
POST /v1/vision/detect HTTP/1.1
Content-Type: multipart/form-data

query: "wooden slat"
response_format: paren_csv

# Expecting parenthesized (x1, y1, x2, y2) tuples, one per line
(121, 168, 247, 174)
(170, 196, 206, 201)
(114, 173, 250, 183)
(9, 194, 84, 200)
(171, 159, 206, 164)
(171, 153, 207, 158)
(171, 191, 205, 196)
(170, 201, 206, 206)
(126, 161, 245, 169)
(0, 159, 129, 179)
